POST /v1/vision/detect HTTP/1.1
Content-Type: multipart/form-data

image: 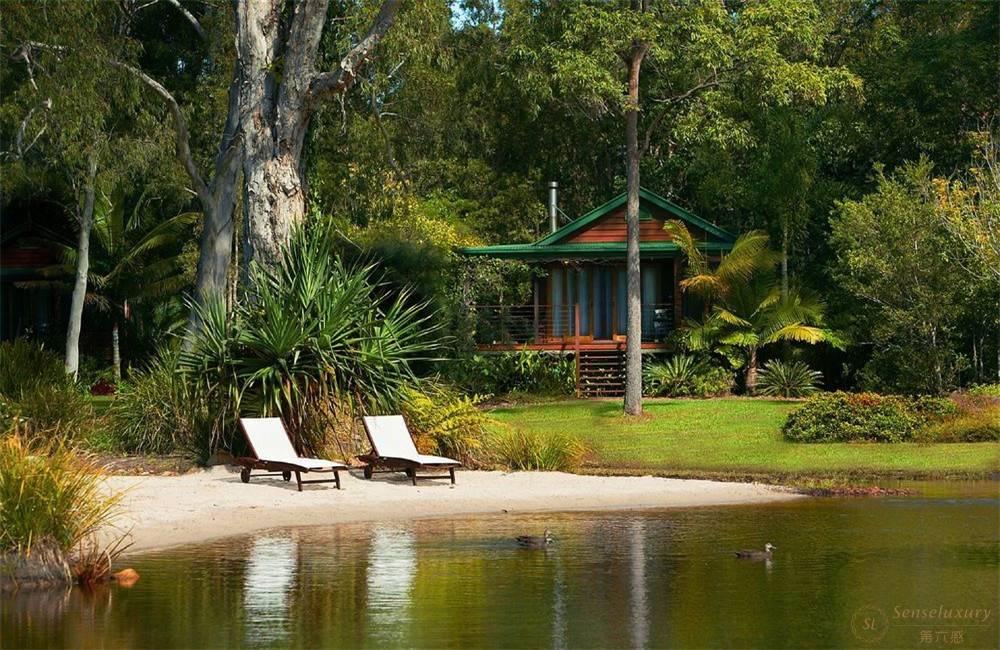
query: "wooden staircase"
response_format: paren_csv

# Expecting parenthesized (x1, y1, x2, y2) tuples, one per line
(576, 348, 626, 398)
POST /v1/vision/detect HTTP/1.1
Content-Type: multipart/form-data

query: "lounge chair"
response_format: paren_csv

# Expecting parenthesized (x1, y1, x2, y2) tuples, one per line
(359, 415, 461, 485)
(236, 417, 348, 492)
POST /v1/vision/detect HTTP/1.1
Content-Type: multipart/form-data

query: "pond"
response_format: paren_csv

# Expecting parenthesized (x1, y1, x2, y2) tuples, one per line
(4, 482, 998, 649)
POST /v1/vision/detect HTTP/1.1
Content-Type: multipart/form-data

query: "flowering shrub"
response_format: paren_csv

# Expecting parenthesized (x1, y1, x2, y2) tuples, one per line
(782, 392, 954, 443)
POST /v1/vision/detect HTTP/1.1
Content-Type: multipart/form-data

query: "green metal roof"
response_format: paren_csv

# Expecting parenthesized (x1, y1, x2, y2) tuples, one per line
(459, 186, 735, 260)
(460, 241, 733, 260)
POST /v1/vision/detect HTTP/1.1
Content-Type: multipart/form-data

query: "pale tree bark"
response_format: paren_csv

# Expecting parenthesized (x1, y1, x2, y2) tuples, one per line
(235, 0, 401, 269)
(112, 6, 241, 332)
(623, 41, 648, 416)
(115, 62, 241, 329)
(65, 152, 98, 378)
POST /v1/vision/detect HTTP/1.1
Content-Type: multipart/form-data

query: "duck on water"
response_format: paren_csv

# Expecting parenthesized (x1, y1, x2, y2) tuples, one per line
(516, 530, 554, 549)
(735, 543, 776, 560)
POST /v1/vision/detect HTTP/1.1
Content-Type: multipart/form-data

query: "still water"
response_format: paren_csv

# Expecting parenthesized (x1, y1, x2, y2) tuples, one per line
(4, 484, 998, 649)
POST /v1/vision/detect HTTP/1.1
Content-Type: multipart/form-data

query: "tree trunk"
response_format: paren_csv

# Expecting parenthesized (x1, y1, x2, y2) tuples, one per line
(64, 153, 98, 378)
(623, 44, 648, 416)
(235, 0, 401, 271)
(111, 320, 121, 382)
(190, 70, 242, 323)
(781, 224, 789, 299)
(745, 347, 759, 395)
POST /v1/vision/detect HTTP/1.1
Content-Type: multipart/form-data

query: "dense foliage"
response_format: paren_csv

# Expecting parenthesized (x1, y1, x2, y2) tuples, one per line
(0, 0, 997, 396)
(643, 355, 733, 398)
(0, 434, 121, 557)
(782, 392, 957, 443)
(180, 228, 440, 456)
(454, 351, 576, 397)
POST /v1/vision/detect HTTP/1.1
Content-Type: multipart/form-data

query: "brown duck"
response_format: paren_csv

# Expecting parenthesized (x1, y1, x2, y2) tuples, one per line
(516, 530, 554, 549)
(735, 543, 776, 560)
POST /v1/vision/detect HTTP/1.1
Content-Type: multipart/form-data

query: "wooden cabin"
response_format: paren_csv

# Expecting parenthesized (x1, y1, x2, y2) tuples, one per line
(459, 187, 735, 395)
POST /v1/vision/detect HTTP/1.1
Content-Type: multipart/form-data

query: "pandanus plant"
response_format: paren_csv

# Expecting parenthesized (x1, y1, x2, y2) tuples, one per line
(181, 226, 442, 456)
(663, 220, 842, 394)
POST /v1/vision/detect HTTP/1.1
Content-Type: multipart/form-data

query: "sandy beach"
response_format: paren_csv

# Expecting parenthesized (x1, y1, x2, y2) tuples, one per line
(105, 467, 802, 554)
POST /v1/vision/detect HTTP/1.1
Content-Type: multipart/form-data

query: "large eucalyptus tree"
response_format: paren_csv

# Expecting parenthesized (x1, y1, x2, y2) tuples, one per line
(505, 0, 857, 414)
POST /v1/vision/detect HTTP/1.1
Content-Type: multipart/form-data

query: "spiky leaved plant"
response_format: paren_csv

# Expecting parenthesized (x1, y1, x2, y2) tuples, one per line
(756, 360, 823, 398)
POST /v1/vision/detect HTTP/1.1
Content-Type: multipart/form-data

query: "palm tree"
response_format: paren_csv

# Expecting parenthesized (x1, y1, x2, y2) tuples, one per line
(664, 220, 841, 393)
(50, 187, 196, 380)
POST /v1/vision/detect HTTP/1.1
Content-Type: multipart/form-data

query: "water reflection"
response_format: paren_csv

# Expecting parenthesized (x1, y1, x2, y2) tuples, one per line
(243, 534, 298, 646)
(2, 492, 997, 649)
(365, 526, 416, 643)
(630, 519, 649, 649)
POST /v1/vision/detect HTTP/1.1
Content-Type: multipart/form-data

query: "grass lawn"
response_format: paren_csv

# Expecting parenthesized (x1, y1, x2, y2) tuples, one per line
(90, 395, 114, 416)
(489, 398, 1000, 481)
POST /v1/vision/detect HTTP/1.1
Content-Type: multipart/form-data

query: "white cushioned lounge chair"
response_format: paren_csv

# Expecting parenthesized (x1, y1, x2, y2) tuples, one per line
(360, 415, 461, 485)
(237, 417, 348, 492)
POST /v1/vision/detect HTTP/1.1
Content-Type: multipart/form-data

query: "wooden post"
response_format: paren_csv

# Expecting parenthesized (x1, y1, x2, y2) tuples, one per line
(672, 257, 683, 330)
(533, 277, 540, 341)
(574, 303, 581, 397)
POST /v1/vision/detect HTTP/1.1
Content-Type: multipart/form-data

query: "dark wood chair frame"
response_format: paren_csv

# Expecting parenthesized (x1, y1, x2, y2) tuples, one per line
(356, 453, 458, 486)
(358, 418, 460, 486)
(235, 420, 345, 492)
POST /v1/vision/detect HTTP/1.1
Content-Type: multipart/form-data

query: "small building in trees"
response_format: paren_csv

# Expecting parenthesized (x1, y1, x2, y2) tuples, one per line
(0, 214, 67, 342)
(459, 187, 735, 396)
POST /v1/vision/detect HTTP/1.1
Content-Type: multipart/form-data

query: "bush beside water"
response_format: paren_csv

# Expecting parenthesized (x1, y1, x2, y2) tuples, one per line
(483, 426, 587, 471)
(782, 391, 996, 443)
(0, 433, 123, 587)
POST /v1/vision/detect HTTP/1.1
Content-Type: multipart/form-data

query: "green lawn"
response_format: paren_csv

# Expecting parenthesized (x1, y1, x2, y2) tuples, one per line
(489, 399, 1000, 480)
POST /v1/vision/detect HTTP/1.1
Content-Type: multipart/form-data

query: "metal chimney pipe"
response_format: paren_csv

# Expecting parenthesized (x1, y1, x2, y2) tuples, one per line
(548, 181, 559, 233)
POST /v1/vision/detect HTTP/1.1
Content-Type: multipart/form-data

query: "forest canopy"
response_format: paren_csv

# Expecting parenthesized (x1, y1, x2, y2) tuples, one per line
(1, 0, 997, 395)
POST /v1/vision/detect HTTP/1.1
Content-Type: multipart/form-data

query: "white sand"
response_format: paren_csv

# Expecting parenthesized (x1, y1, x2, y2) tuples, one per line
(105, 467, 802, 554)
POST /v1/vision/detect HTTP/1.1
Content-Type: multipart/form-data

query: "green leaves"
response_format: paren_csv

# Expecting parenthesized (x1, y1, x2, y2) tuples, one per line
(180, 227, 442, 455)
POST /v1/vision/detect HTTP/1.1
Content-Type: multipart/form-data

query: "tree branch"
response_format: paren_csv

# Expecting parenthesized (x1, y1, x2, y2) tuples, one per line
(308, 0, 402, 102)
(110, 60, 211, 205)
(641, 76, 720, 156)
(161, 0, 206, 40)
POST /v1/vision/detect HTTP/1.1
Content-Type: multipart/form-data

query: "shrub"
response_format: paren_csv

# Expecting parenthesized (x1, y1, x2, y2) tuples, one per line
(1, 383, 95, 445)
(0, 433, 122, 558)
(782, 392, 954, 443)
(917, 395, 1000, 442)
(109, 347, 217, 457)
(483, 426, 587, 471)
(400, 384, 494, 466)
(643, 355, 733, 398)
(0, 340, 65, 398)
(457, 350, 575, 396)
(968, 383, 1000, 397)
(756, 360, 823, 398)
(181, 227, 440, 457)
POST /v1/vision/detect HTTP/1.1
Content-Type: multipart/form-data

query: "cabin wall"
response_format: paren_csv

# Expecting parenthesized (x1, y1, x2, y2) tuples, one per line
(563, 206, 710, 244)
(539, 260, 678, 342)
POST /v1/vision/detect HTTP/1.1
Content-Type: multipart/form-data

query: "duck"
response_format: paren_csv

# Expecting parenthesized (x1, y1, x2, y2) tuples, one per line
(516, 530, 554, 549)
(735, 543, 776, 560)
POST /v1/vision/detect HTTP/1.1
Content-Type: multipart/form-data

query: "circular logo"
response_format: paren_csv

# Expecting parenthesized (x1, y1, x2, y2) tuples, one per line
(851, 605, 889, 643)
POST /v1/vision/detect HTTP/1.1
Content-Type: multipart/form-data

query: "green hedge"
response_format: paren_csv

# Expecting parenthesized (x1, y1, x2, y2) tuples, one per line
(783, 392, 955, 443)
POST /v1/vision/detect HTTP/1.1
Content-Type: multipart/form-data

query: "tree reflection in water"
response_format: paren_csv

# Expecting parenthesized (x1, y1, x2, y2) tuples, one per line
(365, 525, 416, 644)
(243, 534, 297, 646)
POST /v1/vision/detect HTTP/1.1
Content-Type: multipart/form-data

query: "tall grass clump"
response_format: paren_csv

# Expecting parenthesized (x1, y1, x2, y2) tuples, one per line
(181, 226, 441, 457)
(485, 426, 587, 471)
(109, 346, 217, 457)
(0, 340, 95, 445)
(0, 340, 65, 398)
(0, 432, 123, 587)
